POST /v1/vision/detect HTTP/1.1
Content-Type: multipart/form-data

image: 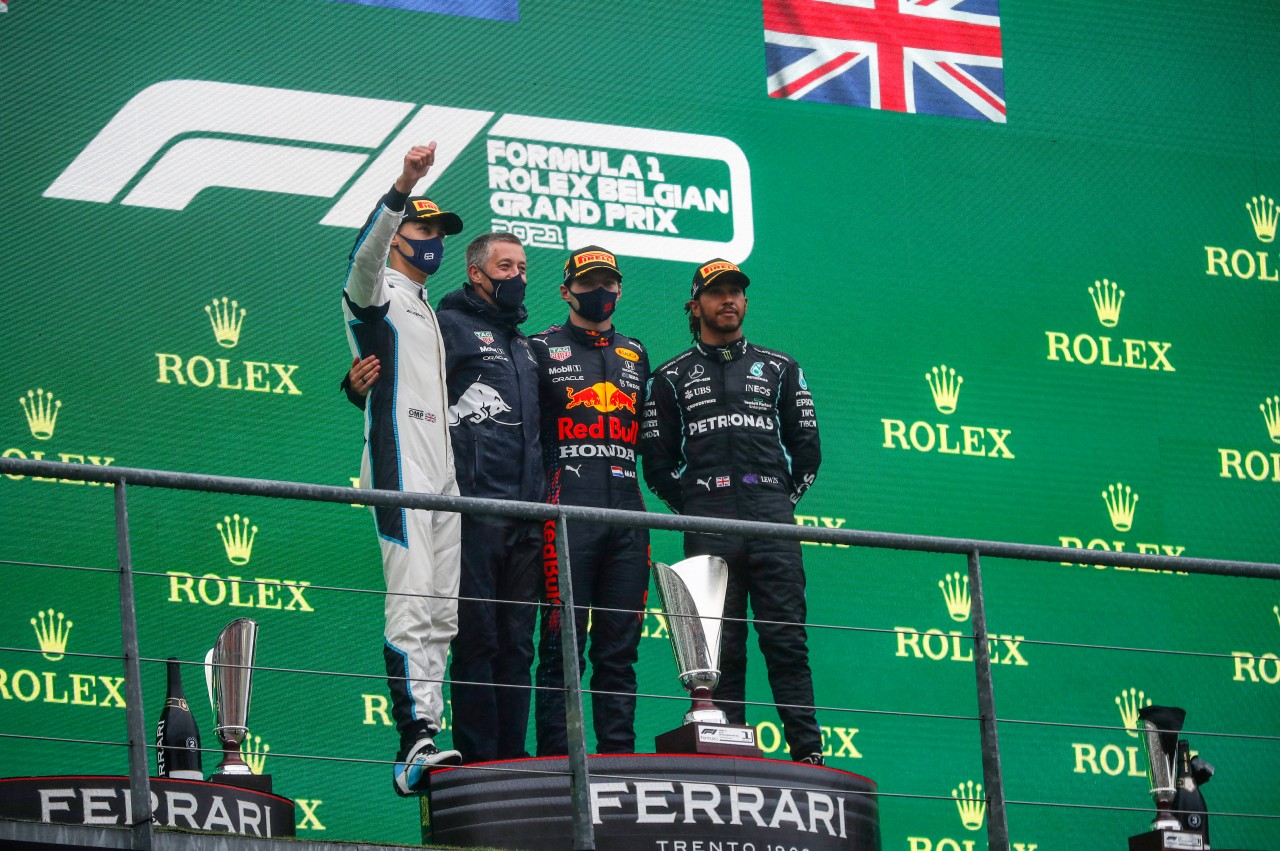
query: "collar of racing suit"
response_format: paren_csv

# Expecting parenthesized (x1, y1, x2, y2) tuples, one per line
(695, 337, 749, 363)
(563, 318, 615, 348)
(384, 266, 430, 302)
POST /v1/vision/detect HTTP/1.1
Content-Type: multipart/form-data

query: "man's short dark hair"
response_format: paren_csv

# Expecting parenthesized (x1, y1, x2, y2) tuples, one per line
(465, 232, 523, 271)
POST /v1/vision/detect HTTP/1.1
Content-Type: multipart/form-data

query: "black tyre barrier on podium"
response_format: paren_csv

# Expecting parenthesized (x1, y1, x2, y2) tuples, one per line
(426, 753, 880, 850)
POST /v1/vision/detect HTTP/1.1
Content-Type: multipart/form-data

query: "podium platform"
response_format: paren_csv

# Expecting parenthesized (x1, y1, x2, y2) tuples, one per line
(426, 753, 880, 850)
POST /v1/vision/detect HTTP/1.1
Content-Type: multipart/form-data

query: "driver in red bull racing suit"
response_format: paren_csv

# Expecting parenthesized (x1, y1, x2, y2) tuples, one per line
(529, 246, 651, 755)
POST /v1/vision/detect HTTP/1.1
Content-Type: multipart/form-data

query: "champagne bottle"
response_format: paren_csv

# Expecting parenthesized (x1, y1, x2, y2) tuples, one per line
(155, 658, 203, 780)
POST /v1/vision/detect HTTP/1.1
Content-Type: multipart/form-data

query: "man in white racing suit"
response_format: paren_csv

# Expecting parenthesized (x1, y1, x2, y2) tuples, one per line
(341, 143, 464, 794)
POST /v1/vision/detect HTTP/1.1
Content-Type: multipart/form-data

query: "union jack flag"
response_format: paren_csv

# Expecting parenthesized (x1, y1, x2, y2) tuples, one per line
(764, 0, 1006, 122)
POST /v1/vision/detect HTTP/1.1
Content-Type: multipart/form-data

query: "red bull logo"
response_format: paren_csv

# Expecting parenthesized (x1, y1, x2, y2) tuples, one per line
(564, 382, 636, 414)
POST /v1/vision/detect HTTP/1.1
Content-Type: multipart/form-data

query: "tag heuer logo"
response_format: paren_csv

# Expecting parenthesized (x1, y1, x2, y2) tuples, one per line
(549, 346, 572, 362)
(474, 331, 494, 345)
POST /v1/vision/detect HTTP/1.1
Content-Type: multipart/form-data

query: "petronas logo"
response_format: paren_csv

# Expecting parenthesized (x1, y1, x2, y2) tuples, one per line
(19, 389, 62, 440)
(205, 297, 246, 348)
(31, 608, 73, 661)
(952, 780, 986, 831)
(1115, 688, 1151, 738)
(1088, 279, 1125, 328)
(1102, 482, 1139, 532)
(217, 514, 258, 566)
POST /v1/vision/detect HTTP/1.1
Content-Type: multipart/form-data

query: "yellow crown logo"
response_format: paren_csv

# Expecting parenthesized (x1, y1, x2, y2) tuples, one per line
(31, 608, 73, 661)
(1246, 195, 1277, 243)
(217, 514, 258, 566)
(241, 733, 270, 775)
(1115, 687, 1152, 738)
(205, 297, 246, 348)
(939, 572, 971, 622)
(926, 365, 963, 415)
(1261, 396, 1280, 444)
(952, 780, 986, 831)
(19, 389, 62, 440)
(1102, 482, 1138, 532)
(1088, 279, 1125, 328)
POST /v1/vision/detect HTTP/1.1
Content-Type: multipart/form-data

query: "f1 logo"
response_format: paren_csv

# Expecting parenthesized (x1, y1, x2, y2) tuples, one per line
(44, 79, 754, 262)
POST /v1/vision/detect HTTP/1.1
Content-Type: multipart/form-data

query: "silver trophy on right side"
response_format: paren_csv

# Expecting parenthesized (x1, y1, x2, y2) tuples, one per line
(652, 555, 761, 756)
(1130, 704, 1213, 851)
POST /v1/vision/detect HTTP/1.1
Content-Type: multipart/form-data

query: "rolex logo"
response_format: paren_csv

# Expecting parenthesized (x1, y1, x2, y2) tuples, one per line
(883, 367, 1013, 459)
(19, 389, 62, 440)
(241, 733, 270, 775)
(1088, 279, 1125, 328)
(939, 572, 971, 622)
(205, 297, 246, 348)
(217, 514, 258, 566)
(1247, 195, 1277, 243)
(1102, 482, 1138, 532)
(31, 608, 73, 661)
(1115, 687, 1152, 738)
(1262, 396, 1280, 444)
(926, 365, 963, 414)
(952, 780, 986, 831)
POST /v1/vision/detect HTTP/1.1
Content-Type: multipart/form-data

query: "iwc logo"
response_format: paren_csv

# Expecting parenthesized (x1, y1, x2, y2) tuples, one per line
(906, 779, 1039, 850)
(1229, 601, 1280, 685)
(0, 608, 126, 709)
(4, 388, 117, 487)
(1204, 195, 1280, 282)
(1070, 688, 1151, 778)
(894, 571, 1027, 667)
(1058, 482, 1186, 571)
(165, 513, 315, 613)
(1045, 280, 1174, 372)
(1217, 395, 1280, 483)
(155, 297, 301, 396)
(881, 364, 1014, 460)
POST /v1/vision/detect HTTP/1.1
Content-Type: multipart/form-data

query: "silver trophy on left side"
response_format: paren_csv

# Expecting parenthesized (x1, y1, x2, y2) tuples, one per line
(652, 556, 760, 755)
(203, 617, 259, 776)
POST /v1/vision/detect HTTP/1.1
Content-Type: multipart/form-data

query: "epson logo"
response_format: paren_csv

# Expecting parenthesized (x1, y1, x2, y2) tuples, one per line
(45, 80, 753, 262)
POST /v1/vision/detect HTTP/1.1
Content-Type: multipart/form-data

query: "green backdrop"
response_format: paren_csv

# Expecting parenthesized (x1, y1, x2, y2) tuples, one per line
(1, 1, 1277, 848)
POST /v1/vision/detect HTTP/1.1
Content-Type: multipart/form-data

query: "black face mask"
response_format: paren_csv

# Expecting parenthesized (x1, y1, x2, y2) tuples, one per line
(482, 271, 527, 309)
(572, 287, 618, 322)
(394, 234, 444, 276)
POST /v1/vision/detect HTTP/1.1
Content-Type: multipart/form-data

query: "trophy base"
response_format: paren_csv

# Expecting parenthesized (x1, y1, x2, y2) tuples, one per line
(1129, 829, 1206, 850)
(655, 722, 762, 757)
(210, 772, 274, 794)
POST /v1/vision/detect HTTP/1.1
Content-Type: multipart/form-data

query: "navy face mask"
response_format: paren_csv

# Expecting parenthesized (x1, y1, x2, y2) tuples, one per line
(395, 234, 444, 276)
(572, 287, 618, 322)
(485, 272, 527, 309)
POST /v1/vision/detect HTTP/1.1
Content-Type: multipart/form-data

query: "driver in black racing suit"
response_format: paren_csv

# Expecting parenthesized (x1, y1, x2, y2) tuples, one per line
(640, 258, 824, 764)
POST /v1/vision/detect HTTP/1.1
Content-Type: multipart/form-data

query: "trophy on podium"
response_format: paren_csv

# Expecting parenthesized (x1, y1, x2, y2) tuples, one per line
(203, 618, 268, 789)
(652, 556, 761, 756)
(1130, 704, 1213, 851)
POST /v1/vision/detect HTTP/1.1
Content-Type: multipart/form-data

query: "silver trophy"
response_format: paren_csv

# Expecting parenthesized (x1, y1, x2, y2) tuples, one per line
(653, 555, 730, 725)
(652, 557, 759, 755)
(1137, 705, 1186, 832)
(203, 618, 259, 775)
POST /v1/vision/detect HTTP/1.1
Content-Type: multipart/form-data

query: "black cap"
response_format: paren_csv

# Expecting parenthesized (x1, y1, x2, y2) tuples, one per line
(690, 258, 750, 298)
(403, 197, 463, 235)
(563, 245, 622, 284)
